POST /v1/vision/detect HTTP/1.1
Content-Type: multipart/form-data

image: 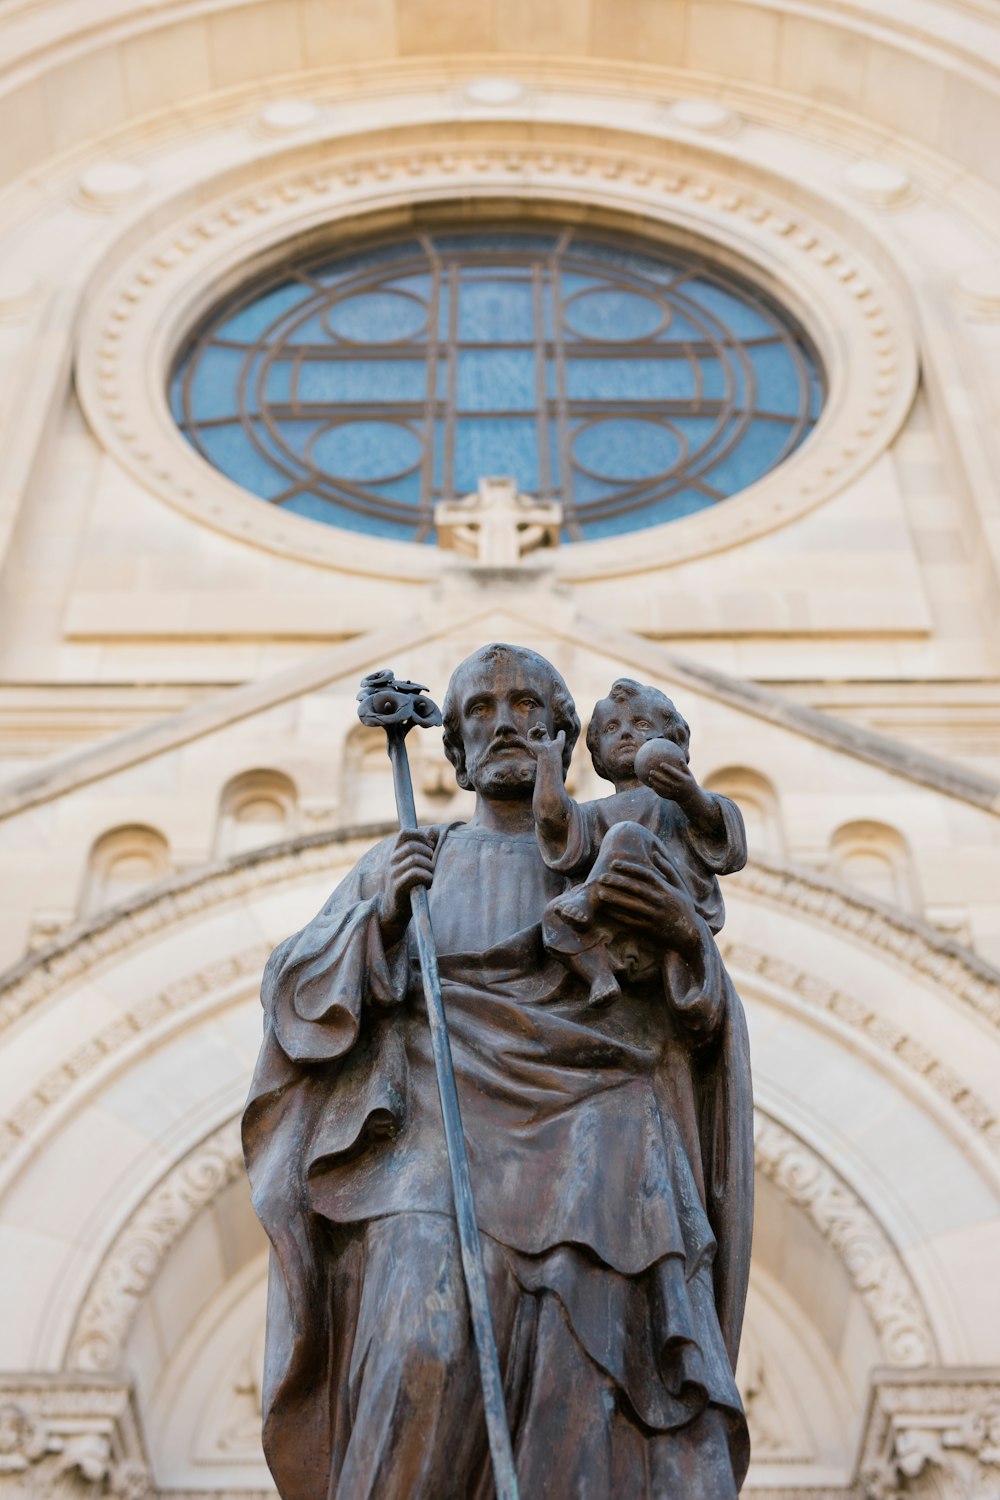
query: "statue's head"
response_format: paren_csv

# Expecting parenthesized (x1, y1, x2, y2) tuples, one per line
(587, 679, 690, 784)
(442, 643, 580, 795)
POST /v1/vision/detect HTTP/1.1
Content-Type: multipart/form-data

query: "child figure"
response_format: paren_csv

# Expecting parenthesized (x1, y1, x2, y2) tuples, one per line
(528, 678, 747, 1008)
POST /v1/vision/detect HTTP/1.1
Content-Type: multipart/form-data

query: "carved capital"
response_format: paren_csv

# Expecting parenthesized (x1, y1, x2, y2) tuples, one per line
(859, 1371, 1000, 1499)
(0, 1380, 149, 1499)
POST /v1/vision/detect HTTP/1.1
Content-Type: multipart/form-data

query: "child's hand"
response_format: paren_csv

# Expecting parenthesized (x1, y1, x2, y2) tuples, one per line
(635, 738, 697, 804)
(527, 725, 566, 760)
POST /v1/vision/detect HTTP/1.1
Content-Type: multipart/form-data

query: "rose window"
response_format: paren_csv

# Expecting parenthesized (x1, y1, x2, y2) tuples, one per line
(170, 225, 824, 542)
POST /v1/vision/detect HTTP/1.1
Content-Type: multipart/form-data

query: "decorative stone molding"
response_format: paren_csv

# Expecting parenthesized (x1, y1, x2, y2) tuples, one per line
(0, 947, 267, 1171)
(858, 1370, 1000, 1498)
(754, 1117, 937, 1369)
(1, 835, 997, 1184)
(66, 1121, 244, 1375)
(723, 940, 1000, 1165)
(75, 125, 916, 583)
(0, 826, 393, 1037)
(64, 1109, 934, 1380)
(0, 1379, 148, 1498)
(842, 161, 914, 210)
(2, 834, 995, 1048)
(731, 859, 1000, 1034)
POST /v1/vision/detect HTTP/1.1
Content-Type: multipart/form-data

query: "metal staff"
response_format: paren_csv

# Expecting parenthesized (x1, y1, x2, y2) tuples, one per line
(356, 670, 520, 1500)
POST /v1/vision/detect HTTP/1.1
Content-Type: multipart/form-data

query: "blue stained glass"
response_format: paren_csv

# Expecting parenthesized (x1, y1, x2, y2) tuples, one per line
(578, 489, 713, 539)
(186, 347, 246, 421)
(458, 280, 534, 342)
(310, 240, 422, 284)
(312, 421, 422, 481)
(568, 241, 685, 283)
(565, 357, 697, 403)
(684, 281, 775, 339)
(366, 473, 423, 506)
(171, 225, 824, 544)
(281, 492, 415, 541)
(456, 350, 536, 411)
(808, 371, 823, 422)
(548, 419, 561, 487)
(671, 415, 729, 464)
(700, 355, 748, 406)
(169, 355, 189, 422)
(573, 419, 681, 482)
(217, 282, 306, 343)
(702, 418, 795, 492)
(282, 312, 333, 345)
(747, 342, 804, 417)
(559, 273, 605, 299)
(453, 418, 539, 493)
(326, 291, 426, 343)
(434, 232, 558, 254)
(267, 419, 326, 460)
(659, 310, 708, 343)
(384, 274, 433, 298)
(196, 423, 290, 499)
(297, 360, 425, 404)
(263, 360, 294, 404)
(433, 419, 446, 490)
(564, 289, 664, 342)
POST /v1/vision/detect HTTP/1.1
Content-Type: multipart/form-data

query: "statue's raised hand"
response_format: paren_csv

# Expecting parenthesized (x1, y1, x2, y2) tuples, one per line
(378, 828, 438, 946)
(526, 724, 566, 762)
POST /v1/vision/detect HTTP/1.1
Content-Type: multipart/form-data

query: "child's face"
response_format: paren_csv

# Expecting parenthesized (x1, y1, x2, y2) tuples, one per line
(595, 693, 677, 782)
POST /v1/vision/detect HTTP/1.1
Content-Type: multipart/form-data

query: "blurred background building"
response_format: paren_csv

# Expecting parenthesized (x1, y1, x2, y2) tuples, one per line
(0, 1, 999, 1494)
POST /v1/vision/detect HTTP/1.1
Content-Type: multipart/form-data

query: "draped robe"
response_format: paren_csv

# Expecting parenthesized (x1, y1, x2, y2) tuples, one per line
(242, 821, 753, 1499)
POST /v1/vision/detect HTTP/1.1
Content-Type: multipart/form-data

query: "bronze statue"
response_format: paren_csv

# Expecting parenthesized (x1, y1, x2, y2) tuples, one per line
(243, 644, 754, 1500)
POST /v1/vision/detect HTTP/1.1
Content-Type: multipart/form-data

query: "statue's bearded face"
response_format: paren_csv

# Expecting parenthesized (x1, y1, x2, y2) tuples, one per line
(457, 662, 554, 798)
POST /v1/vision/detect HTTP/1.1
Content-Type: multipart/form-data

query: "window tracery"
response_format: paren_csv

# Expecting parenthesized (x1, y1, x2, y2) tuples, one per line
(171, 225, 823, 543)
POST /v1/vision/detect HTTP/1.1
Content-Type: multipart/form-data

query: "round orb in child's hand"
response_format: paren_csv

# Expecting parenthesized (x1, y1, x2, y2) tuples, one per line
(634, 736, 688, 784)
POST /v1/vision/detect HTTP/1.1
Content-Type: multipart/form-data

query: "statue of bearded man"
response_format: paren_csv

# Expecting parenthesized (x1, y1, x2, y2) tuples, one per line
(243, 643, 753, 1500)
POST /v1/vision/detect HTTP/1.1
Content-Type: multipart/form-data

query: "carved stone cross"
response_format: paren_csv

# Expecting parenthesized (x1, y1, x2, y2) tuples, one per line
(434, 476, 563, 568)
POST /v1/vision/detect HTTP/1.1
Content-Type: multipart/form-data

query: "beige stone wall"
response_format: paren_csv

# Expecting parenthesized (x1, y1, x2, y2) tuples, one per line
(1, 2, 1000, 1494)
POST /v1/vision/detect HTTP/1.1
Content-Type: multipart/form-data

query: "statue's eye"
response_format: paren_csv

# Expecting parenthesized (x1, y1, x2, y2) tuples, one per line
(605, 720, 619, 733)
(635, 719, 651, 730)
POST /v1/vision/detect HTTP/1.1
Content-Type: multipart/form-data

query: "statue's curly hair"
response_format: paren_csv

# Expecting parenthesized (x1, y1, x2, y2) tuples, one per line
(442, 644, 580, 791)
(586, 678, 690, 781)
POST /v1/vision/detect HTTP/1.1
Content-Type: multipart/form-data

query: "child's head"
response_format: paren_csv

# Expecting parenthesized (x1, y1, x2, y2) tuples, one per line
(586, 679, 690, 785)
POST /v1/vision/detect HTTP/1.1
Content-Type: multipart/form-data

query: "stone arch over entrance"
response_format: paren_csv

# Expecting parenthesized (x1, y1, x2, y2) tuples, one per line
(0, 827, 996, 1491)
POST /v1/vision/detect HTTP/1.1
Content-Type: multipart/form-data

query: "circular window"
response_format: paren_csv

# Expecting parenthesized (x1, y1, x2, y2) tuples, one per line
(170, 226, 824, 543)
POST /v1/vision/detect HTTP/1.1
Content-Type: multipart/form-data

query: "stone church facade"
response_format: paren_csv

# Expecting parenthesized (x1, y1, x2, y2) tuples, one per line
(0, 1, 999, 1494)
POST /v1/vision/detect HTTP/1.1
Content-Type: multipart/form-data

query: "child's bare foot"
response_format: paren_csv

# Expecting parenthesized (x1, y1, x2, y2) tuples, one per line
(553, 890, 592, 930)
(588, 971, 621, 1008)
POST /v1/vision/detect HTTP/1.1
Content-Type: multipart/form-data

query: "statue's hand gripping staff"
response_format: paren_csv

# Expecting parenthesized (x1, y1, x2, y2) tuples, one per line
(356, 670, 520, 1500)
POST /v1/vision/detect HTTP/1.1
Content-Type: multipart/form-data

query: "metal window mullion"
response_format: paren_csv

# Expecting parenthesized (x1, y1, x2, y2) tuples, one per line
(444, 261, 459, 499)
(549, 243, 579, 539)
(416, 246, 441, 541)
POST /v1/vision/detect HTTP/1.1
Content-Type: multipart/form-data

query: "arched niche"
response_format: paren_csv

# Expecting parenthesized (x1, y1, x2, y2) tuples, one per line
(704, 767, 785, 861)
(829, 819, 920, 914)
(214, 769, 298, 859)
(78, 823, 170, 918)
(109, 1114, 898, 1494)
(341, 722, 473, 824)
